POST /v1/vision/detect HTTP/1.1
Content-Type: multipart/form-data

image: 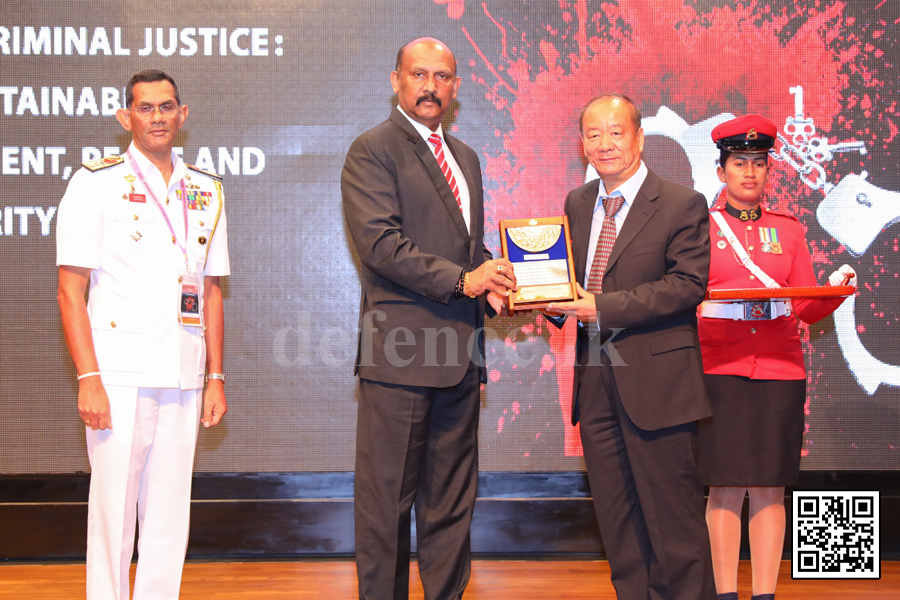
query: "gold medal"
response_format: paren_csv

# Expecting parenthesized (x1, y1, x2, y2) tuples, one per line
(507, 225, 562, 252)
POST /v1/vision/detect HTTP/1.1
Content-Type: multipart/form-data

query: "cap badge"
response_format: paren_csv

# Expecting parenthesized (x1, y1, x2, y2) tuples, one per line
(747, 128, 759, 140)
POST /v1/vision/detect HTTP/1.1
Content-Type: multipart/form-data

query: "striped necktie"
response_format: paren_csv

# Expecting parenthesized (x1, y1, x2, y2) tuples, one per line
(585, 194, 625, 336)
(428, 134, 462, 211)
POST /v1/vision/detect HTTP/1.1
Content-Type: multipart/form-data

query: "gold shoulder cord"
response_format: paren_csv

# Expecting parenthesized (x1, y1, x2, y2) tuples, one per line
(203, 180, 225, 272)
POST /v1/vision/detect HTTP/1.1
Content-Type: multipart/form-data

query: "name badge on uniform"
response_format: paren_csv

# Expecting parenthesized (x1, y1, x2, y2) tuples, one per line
(129, 193, 146, 203)
(179, 272, 203, 327)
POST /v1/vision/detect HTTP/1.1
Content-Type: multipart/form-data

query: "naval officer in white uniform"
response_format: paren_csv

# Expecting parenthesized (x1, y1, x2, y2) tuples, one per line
(56, 69, 230, 600)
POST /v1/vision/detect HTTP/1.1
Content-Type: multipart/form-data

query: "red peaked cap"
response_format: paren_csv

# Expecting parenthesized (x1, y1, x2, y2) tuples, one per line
(711, 114, 777, 152)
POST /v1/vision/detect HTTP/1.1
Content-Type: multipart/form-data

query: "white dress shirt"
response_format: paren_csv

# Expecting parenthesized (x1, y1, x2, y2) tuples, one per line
(397, 106, 471, 233)
(584, 161, 649, 281)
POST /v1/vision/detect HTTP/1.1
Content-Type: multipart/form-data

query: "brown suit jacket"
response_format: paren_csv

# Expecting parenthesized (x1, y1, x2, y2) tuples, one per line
(342, 107, 491, 388)
(565, 168, 712, 430)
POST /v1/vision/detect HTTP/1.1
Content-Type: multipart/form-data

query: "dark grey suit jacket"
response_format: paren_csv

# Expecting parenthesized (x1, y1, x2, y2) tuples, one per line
(342, 107, 492, 388)
(565, 168, 712, 431)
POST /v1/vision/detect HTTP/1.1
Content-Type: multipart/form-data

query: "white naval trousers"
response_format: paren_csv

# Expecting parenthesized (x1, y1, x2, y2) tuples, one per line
(85, 385, 201, 600)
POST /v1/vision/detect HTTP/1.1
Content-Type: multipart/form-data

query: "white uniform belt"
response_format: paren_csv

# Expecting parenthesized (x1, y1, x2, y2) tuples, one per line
(699, 300, 792, 321)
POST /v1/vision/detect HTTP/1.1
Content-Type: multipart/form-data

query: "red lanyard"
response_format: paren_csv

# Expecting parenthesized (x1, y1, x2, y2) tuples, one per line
(126, 149, 190, 270)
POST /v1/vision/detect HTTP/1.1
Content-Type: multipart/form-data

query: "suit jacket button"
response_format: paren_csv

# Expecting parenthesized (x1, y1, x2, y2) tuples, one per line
(750, 328, 757, 334)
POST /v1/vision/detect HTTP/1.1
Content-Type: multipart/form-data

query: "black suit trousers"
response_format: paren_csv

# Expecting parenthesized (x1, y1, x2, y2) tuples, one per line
(354, 362, 480, 600)
(578, 363, 716, 600)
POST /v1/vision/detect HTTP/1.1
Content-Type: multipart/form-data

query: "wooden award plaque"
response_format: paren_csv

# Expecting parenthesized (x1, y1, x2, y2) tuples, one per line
(499, 216, 578, 311)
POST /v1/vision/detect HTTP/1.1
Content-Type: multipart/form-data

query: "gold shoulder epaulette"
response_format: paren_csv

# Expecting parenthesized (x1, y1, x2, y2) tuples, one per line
(82, 155, 125, 172)
(186, 164, 223, 181)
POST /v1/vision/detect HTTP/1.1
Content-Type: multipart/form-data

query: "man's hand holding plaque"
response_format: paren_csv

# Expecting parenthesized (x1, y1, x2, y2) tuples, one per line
(544, 283, 597, 322)
(466, 258, 517, 316)
(499, 216, 578, 311)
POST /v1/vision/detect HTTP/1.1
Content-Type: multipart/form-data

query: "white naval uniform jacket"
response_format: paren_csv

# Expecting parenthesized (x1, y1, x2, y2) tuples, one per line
(56, 143, 230, 390)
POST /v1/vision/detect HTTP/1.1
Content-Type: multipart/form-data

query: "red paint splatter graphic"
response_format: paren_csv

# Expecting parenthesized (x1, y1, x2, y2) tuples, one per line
(435, 0, 466, 20)
(437, 0, 900, 462)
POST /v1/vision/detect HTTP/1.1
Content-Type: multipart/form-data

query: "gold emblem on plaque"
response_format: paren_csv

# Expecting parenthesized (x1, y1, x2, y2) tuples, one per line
(507, 225, 562, 253)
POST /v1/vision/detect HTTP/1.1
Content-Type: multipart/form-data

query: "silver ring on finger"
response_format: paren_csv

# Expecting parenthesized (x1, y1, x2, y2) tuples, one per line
(497, 265, 503, 273)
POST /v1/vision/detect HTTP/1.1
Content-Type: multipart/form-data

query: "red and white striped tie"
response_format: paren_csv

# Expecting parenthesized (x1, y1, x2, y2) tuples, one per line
(428, 133, 462, 211)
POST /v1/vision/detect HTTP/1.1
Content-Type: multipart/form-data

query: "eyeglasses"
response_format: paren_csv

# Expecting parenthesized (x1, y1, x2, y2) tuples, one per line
(129, 103, 180, 118)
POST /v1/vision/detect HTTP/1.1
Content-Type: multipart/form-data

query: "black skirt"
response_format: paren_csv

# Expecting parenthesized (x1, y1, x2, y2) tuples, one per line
(697, 374, 806, 487)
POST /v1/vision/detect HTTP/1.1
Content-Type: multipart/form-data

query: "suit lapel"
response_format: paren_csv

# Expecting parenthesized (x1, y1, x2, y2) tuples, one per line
(570, 180, 600, 284)
(444, 135, 478, 261)
(392, 109, 470, 243)
(606, 170, 660, 272)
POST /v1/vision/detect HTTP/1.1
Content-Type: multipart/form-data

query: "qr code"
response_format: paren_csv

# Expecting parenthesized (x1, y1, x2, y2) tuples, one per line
(792, 490, 880, 579)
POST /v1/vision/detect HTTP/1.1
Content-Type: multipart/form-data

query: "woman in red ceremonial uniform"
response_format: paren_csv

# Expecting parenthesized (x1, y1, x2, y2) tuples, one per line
(697, 115, 857, 600)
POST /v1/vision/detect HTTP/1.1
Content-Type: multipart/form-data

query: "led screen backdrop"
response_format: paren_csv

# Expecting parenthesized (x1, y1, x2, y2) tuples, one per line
(1, 0, 897, 474)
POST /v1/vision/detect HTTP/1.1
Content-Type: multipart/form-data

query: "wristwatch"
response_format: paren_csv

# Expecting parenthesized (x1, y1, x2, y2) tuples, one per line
(206, 373, 226, 385)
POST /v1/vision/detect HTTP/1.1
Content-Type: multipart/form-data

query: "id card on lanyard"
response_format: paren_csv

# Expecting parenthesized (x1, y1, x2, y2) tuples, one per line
(179, 272, 202, 326)
(126, 150, 203, 327)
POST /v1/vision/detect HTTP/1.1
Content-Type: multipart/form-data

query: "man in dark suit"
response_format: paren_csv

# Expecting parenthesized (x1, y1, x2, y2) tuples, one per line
(546, 94, 716, 599)
(341, 38, 516, 600)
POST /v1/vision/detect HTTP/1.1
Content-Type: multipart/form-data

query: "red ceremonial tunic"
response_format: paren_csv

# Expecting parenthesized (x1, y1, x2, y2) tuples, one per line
(698, 197, 844, 380)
